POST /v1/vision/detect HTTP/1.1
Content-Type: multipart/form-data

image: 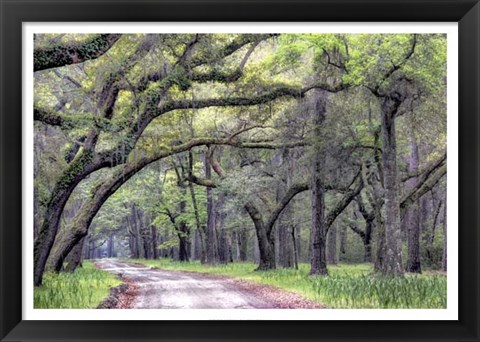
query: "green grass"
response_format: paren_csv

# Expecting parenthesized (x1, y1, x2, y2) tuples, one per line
(34, 261, 122, 309)
(129, 259, 447, 309)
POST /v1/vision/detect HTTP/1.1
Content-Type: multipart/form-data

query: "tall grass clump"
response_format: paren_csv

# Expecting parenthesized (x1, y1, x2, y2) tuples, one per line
(309, 272, 446, 308)
(34, 261, 121, 309)
(130, 259, 446, 309)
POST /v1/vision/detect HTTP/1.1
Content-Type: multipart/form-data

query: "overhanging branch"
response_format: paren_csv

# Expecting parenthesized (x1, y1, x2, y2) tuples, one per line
(34, 34, 122, 71)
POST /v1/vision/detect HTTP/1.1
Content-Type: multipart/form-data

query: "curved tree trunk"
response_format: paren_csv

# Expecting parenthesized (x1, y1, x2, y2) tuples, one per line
(245, 203, 275, 270)
(47, 163, 141, 273)
(34, 149, 104, 286)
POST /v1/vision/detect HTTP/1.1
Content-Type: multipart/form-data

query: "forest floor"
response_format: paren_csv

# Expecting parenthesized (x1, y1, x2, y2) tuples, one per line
(94, 259, 322, 309)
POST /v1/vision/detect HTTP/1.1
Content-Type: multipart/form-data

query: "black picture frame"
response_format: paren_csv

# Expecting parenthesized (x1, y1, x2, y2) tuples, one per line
(1, 0, 479, 341)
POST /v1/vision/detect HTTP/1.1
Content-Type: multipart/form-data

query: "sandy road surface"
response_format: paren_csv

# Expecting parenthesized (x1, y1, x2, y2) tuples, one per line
(95, 259, 282, 309)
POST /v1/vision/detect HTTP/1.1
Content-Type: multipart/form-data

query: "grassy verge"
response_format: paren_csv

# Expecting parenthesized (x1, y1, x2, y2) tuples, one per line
(34, 261, 122, 309)
(129, 259, 447, 309)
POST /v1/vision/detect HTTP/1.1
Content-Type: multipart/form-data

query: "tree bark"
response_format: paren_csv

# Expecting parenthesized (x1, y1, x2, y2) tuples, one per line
(277, 149, 295, 268)
(326, 223, 337, 265)
(62, 236, 86, 272)
(405, 117, 422, 273)
(309, 88, 328, 276)
(380, 95, 403, 276)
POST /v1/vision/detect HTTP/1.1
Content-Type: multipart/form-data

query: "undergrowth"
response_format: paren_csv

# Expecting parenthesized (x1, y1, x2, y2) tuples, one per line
(34, 261, 121, 309)
(129, 259, 447, 309)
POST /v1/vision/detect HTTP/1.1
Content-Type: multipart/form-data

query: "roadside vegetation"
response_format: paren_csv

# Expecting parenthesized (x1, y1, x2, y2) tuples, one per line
(34, 261, 120, 309)
(129, 259, 447, 309)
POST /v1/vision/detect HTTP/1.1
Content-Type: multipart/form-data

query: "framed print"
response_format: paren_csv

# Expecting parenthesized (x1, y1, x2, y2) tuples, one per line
(1, 0, 479, 341)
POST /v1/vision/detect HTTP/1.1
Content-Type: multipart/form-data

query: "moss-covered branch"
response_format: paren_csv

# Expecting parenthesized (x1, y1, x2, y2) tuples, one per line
(34, 107, 127, 132)
(157, 82, 344, 115)
(34, 34, 122, 71)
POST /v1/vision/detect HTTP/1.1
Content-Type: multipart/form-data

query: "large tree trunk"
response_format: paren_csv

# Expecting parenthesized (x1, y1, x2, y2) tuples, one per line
(309, 89, 328, 276)
(405, 118, 422, 273)
(380, 96, 403, 276)
(47, 162, 145, 273)
(368, 127, 387, 272)
(33, 149, 101, 286)
(277, 150, 295, 268)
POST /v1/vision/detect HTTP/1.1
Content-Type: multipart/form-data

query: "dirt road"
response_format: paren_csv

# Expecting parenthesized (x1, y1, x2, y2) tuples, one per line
(95, 259, 321, 309)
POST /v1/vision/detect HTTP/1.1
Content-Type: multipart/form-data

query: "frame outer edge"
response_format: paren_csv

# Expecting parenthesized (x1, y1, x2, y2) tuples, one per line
(459, 1, 480, 340)
(0, 0, 479, 341)
(0, 0, 23, 341)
